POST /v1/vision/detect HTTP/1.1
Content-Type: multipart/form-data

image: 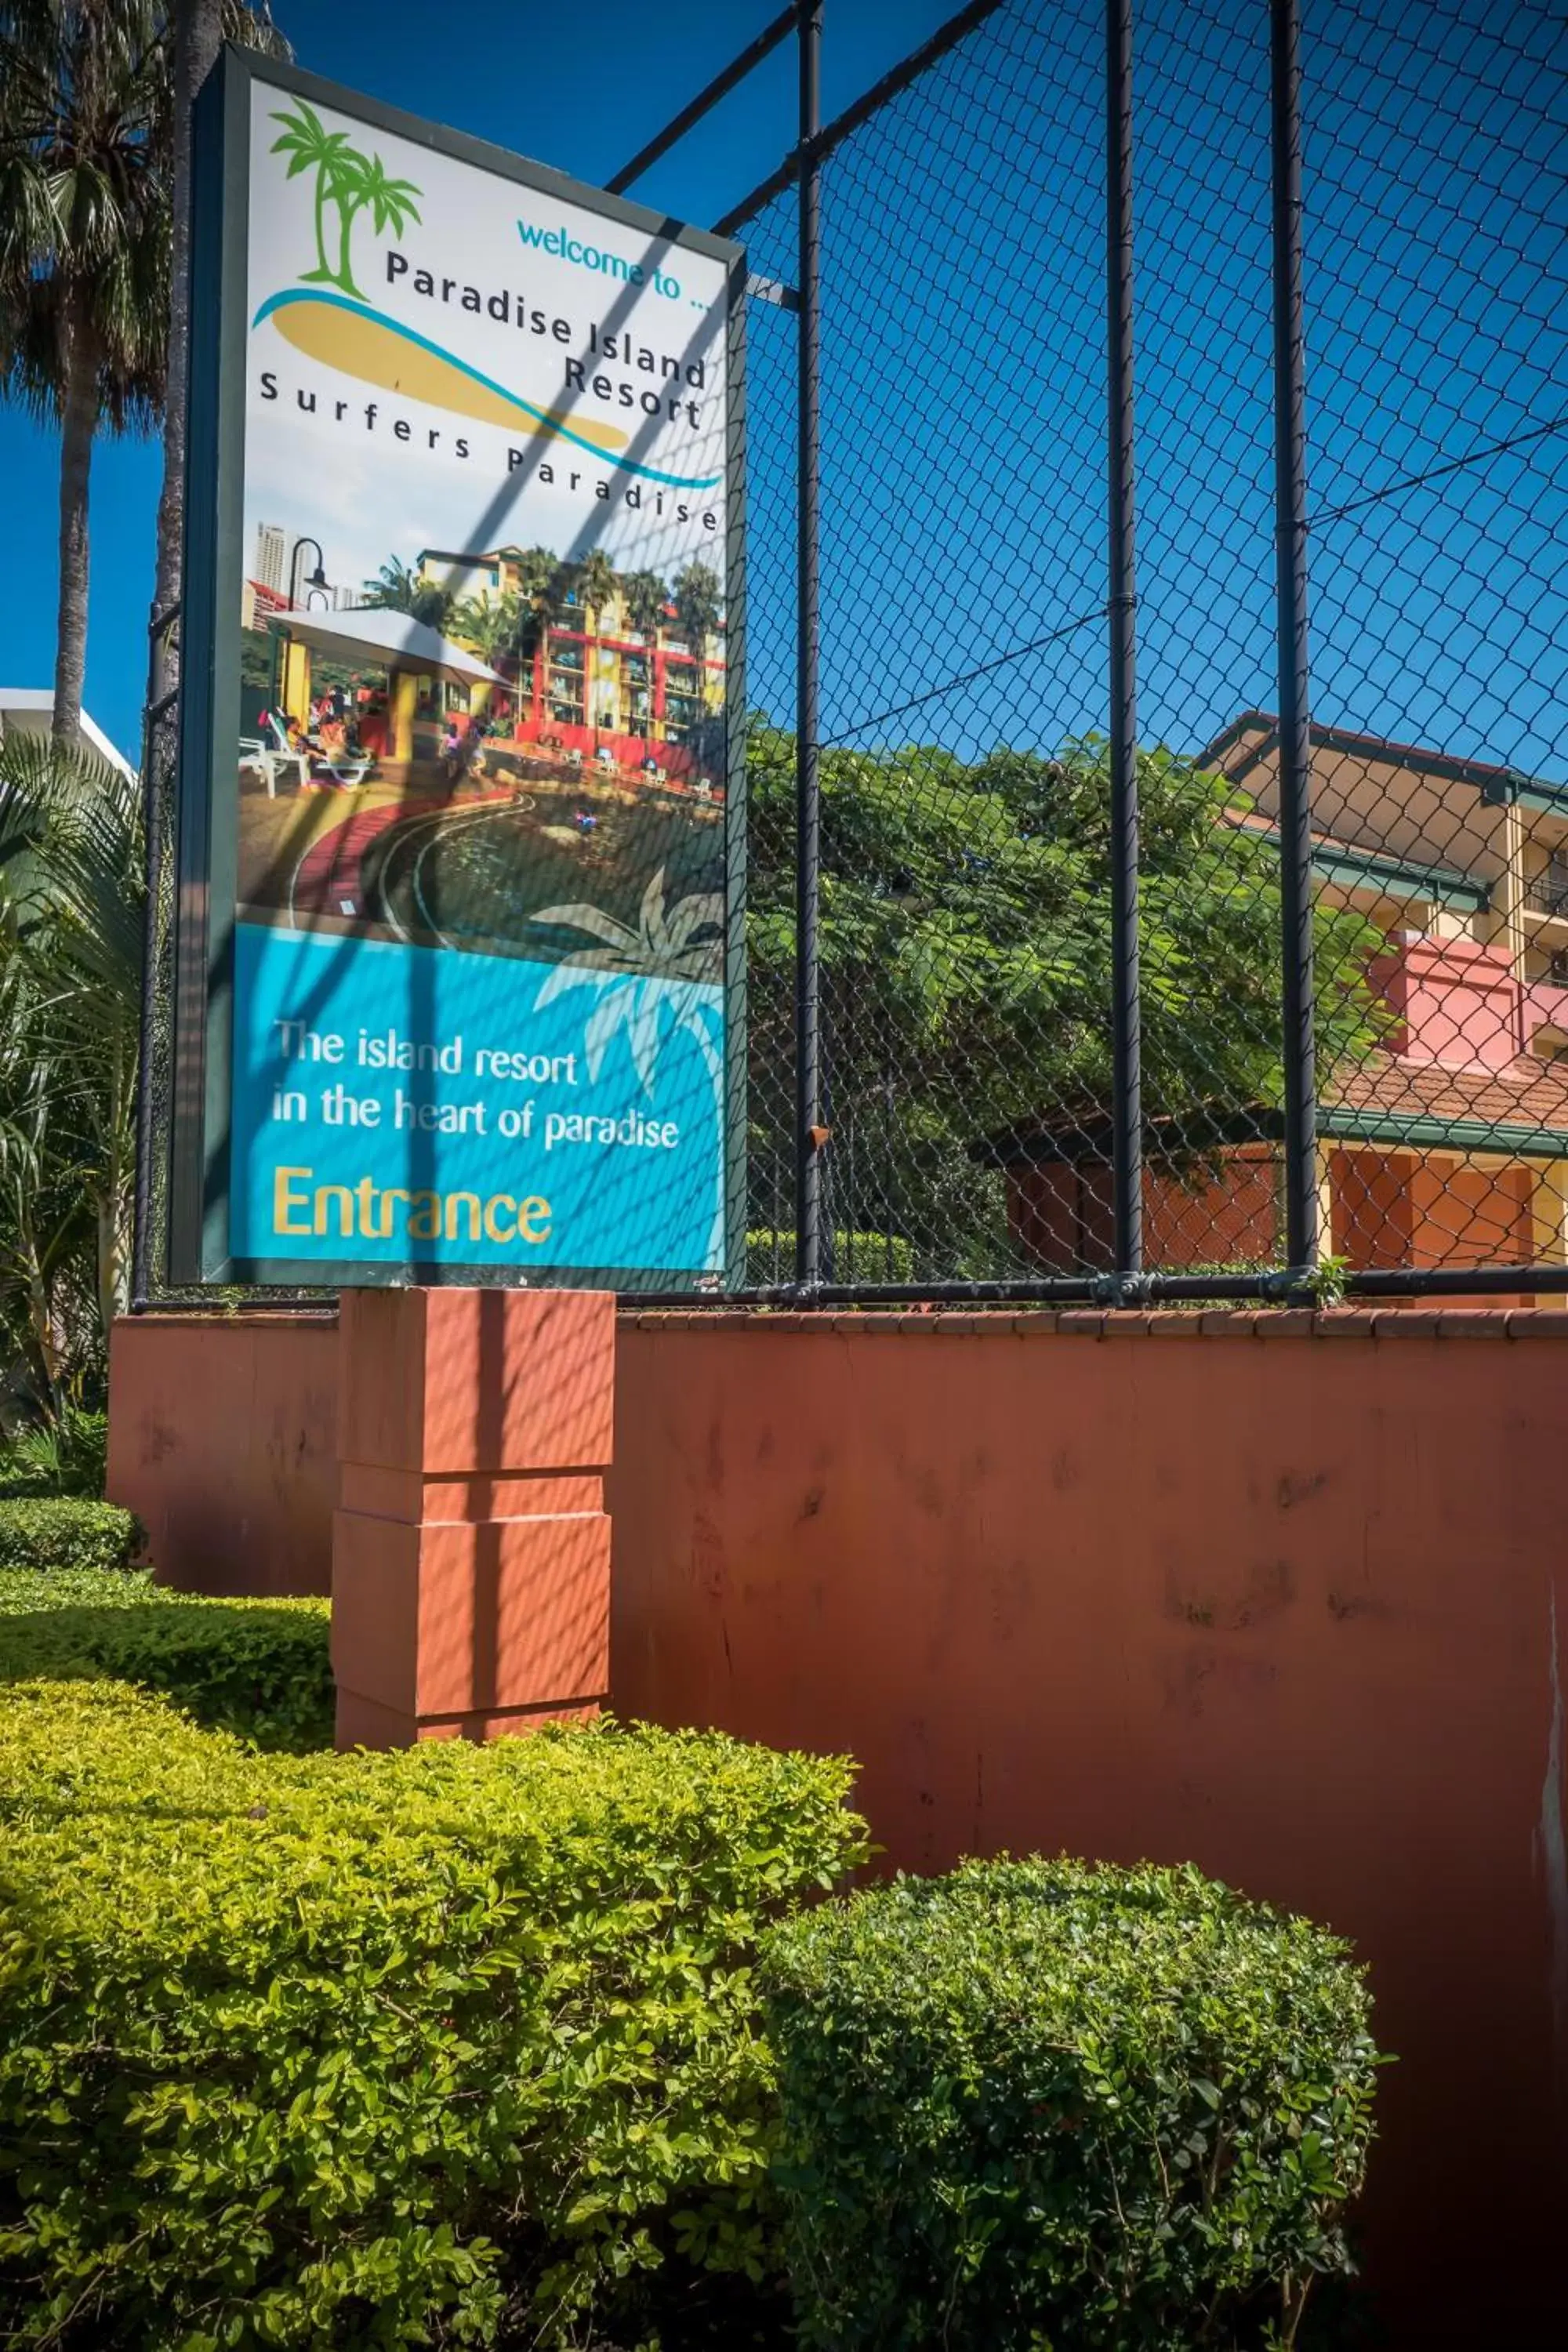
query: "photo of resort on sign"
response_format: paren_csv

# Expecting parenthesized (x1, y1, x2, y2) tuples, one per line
(235, 533, 727, 984)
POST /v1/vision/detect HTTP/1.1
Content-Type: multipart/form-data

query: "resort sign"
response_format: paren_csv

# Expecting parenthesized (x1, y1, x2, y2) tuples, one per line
(169, 49, 745, 1290)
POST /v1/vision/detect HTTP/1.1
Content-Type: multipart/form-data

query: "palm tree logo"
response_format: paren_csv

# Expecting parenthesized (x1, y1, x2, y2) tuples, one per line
(270, 105, 421, 299)
(531, 871, 727, 1265)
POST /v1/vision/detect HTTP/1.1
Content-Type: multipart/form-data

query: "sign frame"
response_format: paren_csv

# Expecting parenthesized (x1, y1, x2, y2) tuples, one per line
(169, 45, 748, 1292)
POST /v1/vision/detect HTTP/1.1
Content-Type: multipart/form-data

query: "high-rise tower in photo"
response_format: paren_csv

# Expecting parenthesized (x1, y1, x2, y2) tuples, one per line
(253, 521, 285, 596)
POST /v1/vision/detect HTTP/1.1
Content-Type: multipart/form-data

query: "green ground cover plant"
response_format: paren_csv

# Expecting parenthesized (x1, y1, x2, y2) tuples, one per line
(761, 1856, 1381, 2352)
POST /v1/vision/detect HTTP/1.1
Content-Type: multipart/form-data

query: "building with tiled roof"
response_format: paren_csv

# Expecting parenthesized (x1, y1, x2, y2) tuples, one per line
(987, 714, 1568, 1290)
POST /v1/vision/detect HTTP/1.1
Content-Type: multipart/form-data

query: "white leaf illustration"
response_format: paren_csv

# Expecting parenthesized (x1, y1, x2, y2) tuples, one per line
(583, 985, 632, 1080)
(533, 955, 630, 1007)
(627, 986, 663, 1093)
(526, 865, 726, 1265)
(534, 901, 638, 948)
(639, 869, 667, 953)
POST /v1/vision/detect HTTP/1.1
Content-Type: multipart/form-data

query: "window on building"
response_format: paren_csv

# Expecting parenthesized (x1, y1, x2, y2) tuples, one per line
(1528, 851, 1568, 916)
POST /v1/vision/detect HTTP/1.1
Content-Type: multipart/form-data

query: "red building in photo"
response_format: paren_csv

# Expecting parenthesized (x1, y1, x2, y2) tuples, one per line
(415, 547, 726, 786)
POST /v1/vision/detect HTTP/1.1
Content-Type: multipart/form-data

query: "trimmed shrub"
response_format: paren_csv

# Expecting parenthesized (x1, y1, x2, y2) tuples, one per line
(0, 1564, 158, 1617)
(0, 1572, 333, 1750)
(0, 1495, 141, 1573)
(0, 1680, 866, 2350)
(760, 1857, 1382, 2352)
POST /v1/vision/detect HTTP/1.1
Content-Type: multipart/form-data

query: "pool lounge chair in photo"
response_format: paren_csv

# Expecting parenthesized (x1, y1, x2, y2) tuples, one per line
(238, 731, 310, 796)
(311, 750, 376, 788)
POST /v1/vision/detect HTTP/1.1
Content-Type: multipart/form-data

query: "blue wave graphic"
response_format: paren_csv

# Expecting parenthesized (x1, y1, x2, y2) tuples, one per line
(252, 289, 724, 491)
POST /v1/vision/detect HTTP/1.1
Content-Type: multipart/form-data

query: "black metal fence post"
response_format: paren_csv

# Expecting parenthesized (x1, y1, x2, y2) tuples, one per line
(796, 0, 825, 1290)
(1106, 0, 1142, 1277)
(131, 600, 180, 1312)
(1271, 0, 1317, 1268)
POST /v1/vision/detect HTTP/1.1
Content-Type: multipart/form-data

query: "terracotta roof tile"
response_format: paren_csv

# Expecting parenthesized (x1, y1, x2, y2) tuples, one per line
(1326, 1051, 1568, 1134)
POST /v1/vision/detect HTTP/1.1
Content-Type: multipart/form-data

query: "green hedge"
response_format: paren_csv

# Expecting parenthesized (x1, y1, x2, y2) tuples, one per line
(0, 1495, 141, 1573)
(0, 1564, 157, 1617)
(746, 1229, 914, 1285)
(0, 1570, 333, 1751)
(760, 1857, 1381, 2351)
(0, 1679, 866, 2350)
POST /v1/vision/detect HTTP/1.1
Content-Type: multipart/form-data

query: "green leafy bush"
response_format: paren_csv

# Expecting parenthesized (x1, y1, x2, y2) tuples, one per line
(746, 1229, 914, 1285)
(760, 1857, 1381, 2352)
(0, 1405, 108, 1499)
(0, 1563, 157, 1617)
(0, 1571, 333, 1750)
(0, 1494, 141, 1573)
(0, 1680, 866, 2350)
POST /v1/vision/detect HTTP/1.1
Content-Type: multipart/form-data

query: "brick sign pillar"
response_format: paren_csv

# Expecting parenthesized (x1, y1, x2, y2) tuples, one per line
(332, 1288, 614, 1747)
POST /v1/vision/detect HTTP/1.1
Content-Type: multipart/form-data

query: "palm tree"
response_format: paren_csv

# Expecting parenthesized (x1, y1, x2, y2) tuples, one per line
(361, 554, 451, 632)
(484, 544, 568, 671)
(531, 869, 726, 1265)
(622, 568, 669, 645)
(570, 548, 619, 630)
(0, 729, 143, 1357)
(150, 0, 288, 716)
(448, 586, 530, 672)
(672, 559, 722, 653)
(0, 0, 169, 741)
(513, 542, 566, 626)
(0, 931, 105, 1410)
(328, 145, 419, 300)
(267, 98, 357, 286)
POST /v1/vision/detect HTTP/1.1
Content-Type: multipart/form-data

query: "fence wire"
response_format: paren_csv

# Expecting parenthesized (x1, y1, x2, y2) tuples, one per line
(733, 0, 1568, 1301)
(136, 0, 1568, 1308)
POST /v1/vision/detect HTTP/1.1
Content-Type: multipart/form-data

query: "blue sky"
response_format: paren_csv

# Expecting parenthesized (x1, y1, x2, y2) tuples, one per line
(0, 0, 957, 760)
(730, 0, 1567, 786)
(4, 0, 1565, 786)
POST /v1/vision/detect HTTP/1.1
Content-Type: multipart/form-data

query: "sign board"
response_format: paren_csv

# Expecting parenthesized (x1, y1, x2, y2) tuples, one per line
(170, 50, 746, 1288)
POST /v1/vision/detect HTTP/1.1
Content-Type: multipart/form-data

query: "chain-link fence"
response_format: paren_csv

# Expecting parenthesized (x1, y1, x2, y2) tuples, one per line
(727, 0, 1568, 1301)
(135, 0, 1568, 1308)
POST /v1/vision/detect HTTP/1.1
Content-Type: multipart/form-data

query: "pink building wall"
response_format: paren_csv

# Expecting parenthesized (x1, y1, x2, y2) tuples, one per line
(1372, 932, 1526, 1067)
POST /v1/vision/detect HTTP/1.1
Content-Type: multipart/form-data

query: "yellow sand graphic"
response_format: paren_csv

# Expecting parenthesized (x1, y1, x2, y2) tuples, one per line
(268, 299, 630, 453)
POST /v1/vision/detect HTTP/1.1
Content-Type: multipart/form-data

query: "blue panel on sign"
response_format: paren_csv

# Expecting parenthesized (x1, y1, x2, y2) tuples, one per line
(230, 921, 724, 1274)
